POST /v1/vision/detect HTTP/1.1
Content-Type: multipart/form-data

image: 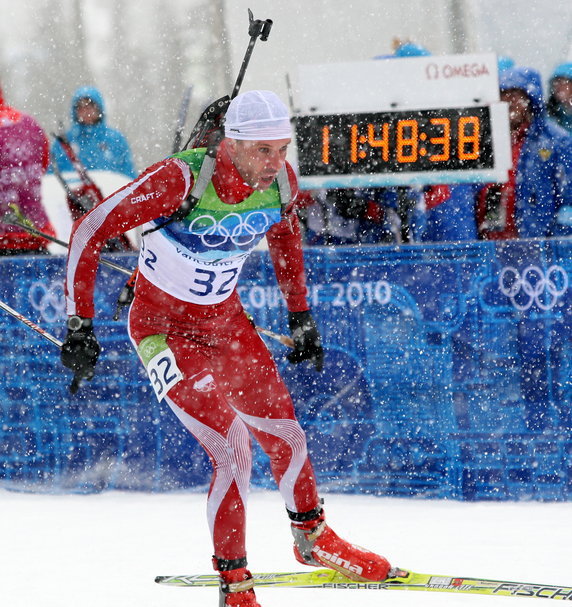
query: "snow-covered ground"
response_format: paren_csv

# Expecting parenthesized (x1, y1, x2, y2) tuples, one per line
(1, 488, 570, 606)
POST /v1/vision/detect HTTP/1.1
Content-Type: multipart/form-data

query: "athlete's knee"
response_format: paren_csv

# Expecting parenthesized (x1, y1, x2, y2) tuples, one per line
(215, 417, 253, 474)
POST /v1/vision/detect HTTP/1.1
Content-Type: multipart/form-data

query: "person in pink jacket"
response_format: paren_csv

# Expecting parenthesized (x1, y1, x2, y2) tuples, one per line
(0, 84, 55, 254)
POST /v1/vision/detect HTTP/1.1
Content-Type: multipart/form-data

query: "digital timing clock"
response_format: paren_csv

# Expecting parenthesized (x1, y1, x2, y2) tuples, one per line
(296, 106, 493, 177)
(292, 56, 511, 188)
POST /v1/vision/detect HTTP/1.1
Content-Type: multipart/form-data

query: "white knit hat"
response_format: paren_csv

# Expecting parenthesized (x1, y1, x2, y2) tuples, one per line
(224, 90, 292, 140)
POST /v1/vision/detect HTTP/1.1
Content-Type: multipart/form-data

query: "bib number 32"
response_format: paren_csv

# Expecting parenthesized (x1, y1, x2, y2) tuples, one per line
(138, 335, 183, 401)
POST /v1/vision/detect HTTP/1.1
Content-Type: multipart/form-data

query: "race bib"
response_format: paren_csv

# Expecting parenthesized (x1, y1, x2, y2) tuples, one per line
(138, 235, 247, 305)
(137, 335, 183, 401)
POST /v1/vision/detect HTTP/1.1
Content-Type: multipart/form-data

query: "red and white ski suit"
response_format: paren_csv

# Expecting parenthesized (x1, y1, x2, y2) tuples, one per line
(65, 141, 320, 561)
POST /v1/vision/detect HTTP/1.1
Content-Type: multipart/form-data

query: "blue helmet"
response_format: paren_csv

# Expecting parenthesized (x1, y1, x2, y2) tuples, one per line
(497, 56, 515, 72)
(394, 42, 431, 58)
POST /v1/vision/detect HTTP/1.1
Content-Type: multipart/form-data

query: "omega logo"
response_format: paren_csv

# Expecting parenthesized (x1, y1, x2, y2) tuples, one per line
(426, 62, 491, 80)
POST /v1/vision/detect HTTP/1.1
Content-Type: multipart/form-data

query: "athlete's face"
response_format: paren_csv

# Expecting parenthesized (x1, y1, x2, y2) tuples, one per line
(227, 138, 291, 191)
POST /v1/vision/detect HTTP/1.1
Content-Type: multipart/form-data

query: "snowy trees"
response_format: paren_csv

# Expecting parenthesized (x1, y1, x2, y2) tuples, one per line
(1, 0, 228, 169)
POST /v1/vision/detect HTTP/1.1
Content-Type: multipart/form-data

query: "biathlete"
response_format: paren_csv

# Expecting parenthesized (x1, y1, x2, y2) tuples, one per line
(61, 90, 394, 607)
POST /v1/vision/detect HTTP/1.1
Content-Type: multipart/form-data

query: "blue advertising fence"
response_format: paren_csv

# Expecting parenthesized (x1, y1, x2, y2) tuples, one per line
(0, 239, 571, 500)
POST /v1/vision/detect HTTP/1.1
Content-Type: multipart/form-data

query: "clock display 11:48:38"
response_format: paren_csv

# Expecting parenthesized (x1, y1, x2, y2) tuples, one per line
(295, 106, 494, 176)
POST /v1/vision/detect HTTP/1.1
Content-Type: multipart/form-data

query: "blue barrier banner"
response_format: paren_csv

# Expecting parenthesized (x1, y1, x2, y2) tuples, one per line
(0, 240, 571, 500)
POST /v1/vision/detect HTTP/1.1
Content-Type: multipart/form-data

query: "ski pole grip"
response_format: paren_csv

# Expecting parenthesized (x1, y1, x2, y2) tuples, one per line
(247, 12, 272, 41)
(248, 17, 272, 40)
(260, 19, 273, 41)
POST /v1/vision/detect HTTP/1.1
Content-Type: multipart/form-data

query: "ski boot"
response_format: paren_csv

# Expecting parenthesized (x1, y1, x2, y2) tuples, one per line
(289, 505, 392, 582)
(214, 557, 261, 607)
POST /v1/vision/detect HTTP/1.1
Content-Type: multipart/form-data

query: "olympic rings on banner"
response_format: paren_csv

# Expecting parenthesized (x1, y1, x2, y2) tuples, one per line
(189, 212, 272, 248)
(499, 264, 568, 311)
(28, 279, 67, 322)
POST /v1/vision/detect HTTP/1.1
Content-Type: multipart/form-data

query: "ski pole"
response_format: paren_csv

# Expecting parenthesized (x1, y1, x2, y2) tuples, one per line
(52, 131, 102, 195)
(182, 9, 273, 151)
(255, 326, 294, 349)
(0, 300, 85, 394)
(0, 296, 292, 397)
(1, 211, 132, 276)
(230, 9, 273, 100)
(50, 156, 90, 214)
(245, 312, 294, 349)
(1, 212, 294, 349)
(0, 299, 62, 348)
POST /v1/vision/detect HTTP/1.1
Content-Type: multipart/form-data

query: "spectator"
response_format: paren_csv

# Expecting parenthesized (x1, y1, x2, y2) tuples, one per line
(547, 62, 572, 135)
(0, 84, 56, 255)
(476, 65, 572, 239)
(301, 189, 358, 246)
(421, 184, 479, 243)
(302, 188, 403, 246)
(50, 86, 137, 179)
(359, 187, 425, 244)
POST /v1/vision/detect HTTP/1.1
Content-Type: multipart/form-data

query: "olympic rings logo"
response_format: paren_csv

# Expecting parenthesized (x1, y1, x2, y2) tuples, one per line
(28, 279, 67, 322)
(188, 212, 272, 248)
(498, 265, 568, 311)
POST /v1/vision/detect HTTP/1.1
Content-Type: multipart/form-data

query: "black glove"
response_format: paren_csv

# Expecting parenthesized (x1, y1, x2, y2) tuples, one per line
(61, 317, 100, 394)
(286, 310, 324, 372)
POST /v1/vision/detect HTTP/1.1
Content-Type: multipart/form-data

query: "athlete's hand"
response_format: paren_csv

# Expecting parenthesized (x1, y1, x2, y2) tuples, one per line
(61, 317, 101, 394)
(287, 310, 324, 372)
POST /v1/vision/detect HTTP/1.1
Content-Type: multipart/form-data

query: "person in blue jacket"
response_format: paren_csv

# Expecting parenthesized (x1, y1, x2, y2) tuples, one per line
(477, 65, 572, 239)
(547, 62, 572, 135)
(420, 183, 480, 243)
(50, 86, 137, 179)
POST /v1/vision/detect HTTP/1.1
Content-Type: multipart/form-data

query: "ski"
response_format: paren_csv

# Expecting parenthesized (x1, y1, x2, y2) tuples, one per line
(155, 568, 572, 601)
